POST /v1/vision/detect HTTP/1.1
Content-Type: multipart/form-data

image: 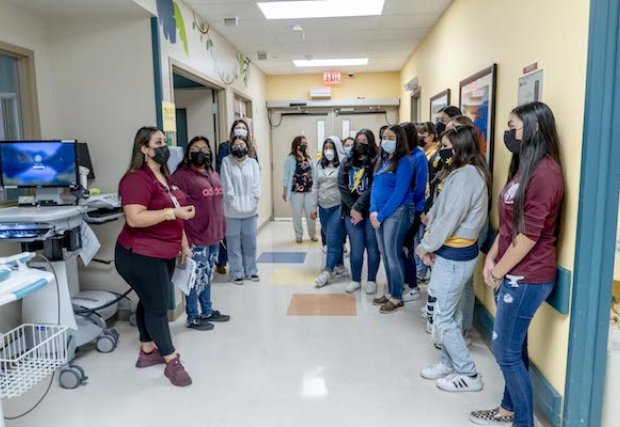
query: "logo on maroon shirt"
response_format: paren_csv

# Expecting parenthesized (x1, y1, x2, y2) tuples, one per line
(503, 182, 519, 205)
(202, 187, 224, 197)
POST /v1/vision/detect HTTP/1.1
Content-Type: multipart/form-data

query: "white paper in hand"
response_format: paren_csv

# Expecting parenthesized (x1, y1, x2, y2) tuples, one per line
(171, 258, 197, 296)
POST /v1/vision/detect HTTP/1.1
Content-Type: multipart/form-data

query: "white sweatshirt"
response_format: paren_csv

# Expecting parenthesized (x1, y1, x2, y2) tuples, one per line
(220, 155, 261, 219)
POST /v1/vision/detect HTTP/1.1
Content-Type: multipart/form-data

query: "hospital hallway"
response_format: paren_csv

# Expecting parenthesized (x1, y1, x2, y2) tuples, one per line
(3, 221, 535, 427)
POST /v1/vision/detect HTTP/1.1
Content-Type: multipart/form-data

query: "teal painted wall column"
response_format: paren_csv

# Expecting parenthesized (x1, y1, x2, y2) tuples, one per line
(564, 0, 620, 425)
(150, 17, 164, 129)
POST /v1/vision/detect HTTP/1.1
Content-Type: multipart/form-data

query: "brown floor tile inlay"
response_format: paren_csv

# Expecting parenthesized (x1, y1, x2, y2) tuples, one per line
(286, 294, 357, 316)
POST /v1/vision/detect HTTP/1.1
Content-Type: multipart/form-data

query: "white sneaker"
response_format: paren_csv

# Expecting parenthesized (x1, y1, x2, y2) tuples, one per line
(436, 373, 482, 392)
(402, 287, 421, 303)
(332, 265, 348, 278)
(315, 271, 331, 288)
(345, 281, 361, 293)
(343, 245, 349, 254)
(420, 362, 454, 380)
(366, 281, 378, 295)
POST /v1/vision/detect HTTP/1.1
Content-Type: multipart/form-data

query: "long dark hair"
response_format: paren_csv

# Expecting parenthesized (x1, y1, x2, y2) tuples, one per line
(439, 106, 462, 118)
(123, 126, 170, 180)
(507, 101, 563, 235)
(231, 135, 253, 159)
(182, 136, 213, 171)
(400, 122, 418, 151)
(289, 135, 311, 160)
(441, 127, 492, 200)
(375, 124, 410, 173)
(229, 119, 250, 142)
(416, 122, 439, 142)
(319, 138, 340, 168)
(354, 128, 379, 159)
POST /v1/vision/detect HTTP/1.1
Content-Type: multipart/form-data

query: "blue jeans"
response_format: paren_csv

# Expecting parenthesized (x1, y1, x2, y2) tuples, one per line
(186, 245, 218, 323)
(217, 239, 227, 267)
(319, 205, 344, 271)
(375, 205, 410, 300)
(344, 216, 380, 283)
(414, 223, 429, 279)
(225, 215, 258, 279)
(431, 255, 478, 375)
(403, 208, 422, 288)
(493, 278, 554, 427)
(460, 218, 490, 332)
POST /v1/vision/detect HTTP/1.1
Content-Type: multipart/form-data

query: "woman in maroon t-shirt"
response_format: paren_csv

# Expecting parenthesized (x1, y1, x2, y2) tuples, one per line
(115, 127, 195, 387)
(470, 103, 565, 427)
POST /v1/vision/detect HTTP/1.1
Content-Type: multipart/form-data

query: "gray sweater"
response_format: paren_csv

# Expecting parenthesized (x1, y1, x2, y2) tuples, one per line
(314, 163, 341, 209)
(420, 165, 488, 254)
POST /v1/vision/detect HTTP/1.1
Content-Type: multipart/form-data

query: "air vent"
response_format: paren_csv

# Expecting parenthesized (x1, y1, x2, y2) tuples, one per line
(224, 17, 238, 27)
(257, 51, 268, 61)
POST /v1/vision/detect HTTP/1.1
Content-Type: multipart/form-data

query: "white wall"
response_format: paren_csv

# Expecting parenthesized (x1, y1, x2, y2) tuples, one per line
(174, 88, 216, 144)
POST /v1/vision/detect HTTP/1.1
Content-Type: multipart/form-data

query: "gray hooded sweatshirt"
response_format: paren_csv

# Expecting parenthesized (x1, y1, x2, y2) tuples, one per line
(314, 136, 344, 209)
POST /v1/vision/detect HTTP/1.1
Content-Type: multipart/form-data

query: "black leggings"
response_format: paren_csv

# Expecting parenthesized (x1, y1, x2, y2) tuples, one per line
(115, 244, 176, 356)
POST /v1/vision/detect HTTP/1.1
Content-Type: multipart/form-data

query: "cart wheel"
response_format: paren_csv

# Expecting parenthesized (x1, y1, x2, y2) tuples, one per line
(106, 328, 120, 341)
(129, 313, 137, 327)
(70, 364, 88, 383)
(59, 367, 82, 389)
(96, 334, 116, 353)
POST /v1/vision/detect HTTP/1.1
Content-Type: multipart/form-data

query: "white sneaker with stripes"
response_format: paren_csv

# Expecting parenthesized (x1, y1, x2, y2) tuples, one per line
(420, 362, 454, 380)
(436, 373, 483, 392)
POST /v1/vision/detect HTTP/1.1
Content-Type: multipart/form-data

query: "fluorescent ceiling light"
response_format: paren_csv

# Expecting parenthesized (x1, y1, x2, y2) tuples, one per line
(294, 58, 369, 67)
(257, 0, 384, 20)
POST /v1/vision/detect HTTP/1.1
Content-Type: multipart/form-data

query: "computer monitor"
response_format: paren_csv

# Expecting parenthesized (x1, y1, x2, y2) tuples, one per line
(0, 140, 79, 188)
(76, 142, 95, 180)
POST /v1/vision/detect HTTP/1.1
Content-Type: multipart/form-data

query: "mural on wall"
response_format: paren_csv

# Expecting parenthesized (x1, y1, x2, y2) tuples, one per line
(156, 0, 251, 86)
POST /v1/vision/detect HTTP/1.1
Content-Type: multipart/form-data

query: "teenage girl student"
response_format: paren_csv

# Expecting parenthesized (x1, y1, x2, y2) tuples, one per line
(172, 136, 230, 331)
(342, 137, 354, 157)
(399, 122, 429, 303)
(416, 126, 491, 392)
(338, 129, 381, 294)
(220, 136, 261, 285)
(215, 119, 257, 275)
(370, 125, 413, 314)
(470, 102, 564, 427)
(314, 137, 348, 288)
(283, 136, 318, 243)
(115, 126, 195, 387)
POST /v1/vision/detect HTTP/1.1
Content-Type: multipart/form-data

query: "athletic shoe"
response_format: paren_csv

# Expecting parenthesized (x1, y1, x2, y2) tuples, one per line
(315, 271, 332, 288)
(366, 281, 378, 295)
(296, 237, 303, 243)
(135, 348, 165, 368)
(345, 281, 361, 293)
(199, 310, 230, 322)
(436, 373, 482, 392)
(420, 362, 454, 380)
(187, 319, 214, 331)
(310, 236, 319, 242)
(164, 356, 192, 387)
(380, 300, 404, 314)
(469, 408, 514, 426)
(247, 275, 260, 282)
(232, 277, 244, 285)
(332, 265, 348, 278)
(402, 287, 421, 303)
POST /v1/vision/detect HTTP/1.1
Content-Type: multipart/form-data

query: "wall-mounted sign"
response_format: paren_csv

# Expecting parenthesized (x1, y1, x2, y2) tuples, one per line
(518, 69, 544, 105)
(162, 101, 177, 132)
(323, 72, 341, 84)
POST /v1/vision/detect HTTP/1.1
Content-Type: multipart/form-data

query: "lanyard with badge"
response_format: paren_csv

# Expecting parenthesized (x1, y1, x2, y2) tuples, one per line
(162, 184, 181, 208)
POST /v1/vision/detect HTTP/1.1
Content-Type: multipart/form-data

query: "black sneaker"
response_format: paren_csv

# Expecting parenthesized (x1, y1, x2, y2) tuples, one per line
(247, 275, 260, 282)
(232, 277, 244, 285)
(186, 319, 214, 331)
(199, 310, 230, 322)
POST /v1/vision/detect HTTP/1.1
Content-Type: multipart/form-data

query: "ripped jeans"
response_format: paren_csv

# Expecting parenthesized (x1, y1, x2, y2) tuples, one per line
(492, 278, 554, 427)
(186, 244, 219, 324)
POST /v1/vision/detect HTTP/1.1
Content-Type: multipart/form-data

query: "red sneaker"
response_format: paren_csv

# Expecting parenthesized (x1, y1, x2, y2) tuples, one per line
(135, 348, 165, 368)
(164, 356, 192, 386)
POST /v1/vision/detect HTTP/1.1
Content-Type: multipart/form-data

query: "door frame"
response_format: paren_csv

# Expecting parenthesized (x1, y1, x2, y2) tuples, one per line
(563, 0, 620, 425)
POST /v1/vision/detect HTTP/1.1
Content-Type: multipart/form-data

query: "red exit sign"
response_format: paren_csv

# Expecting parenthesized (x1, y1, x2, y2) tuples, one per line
(323, 72, 341, 84)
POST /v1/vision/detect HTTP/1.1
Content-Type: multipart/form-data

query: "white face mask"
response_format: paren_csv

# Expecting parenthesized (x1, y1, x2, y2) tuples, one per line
(324, 149, 335, 161)
(381, 139, 397, 154)
(234, 128, 248, 138)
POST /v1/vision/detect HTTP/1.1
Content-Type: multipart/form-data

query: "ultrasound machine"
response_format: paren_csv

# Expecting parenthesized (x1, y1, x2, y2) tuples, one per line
(0, 140, 124, 389)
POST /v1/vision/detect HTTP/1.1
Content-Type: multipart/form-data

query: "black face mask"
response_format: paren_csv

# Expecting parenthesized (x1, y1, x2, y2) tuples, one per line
(232, 147, 248, 158)
(190, 151, 211, 167)
(435, 122, 446, 135)
(504, 129, 521, 154)
(299, 144, 307, 153)
(151, 146, 170, 165)
(439, 148, 454, 163)
(417, 134, 426, 147)
(352, 143, 368, 158)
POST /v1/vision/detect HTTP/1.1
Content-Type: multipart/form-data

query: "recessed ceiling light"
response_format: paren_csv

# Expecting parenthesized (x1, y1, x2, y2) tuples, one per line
(293, 58, 369, 67)
(257, 0, 384, 20)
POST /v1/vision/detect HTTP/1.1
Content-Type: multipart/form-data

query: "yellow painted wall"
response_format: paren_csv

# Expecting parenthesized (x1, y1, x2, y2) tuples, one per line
(266, 72, 400, 100)
(399, 0, 590, 395)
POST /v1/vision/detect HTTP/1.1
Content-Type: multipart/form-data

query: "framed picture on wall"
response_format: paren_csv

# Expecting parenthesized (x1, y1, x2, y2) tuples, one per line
(429, 89, 450, 122)
(459, 64, 497, 172)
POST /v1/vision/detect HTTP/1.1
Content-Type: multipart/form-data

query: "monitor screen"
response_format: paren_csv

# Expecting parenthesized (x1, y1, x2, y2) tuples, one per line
(0, 141, 79, 188)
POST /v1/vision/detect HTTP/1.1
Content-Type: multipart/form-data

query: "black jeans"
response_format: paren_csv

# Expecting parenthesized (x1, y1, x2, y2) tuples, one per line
(115, 244, 176, 356)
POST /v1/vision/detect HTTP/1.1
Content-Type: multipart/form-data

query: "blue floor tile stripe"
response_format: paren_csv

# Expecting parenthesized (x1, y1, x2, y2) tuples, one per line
(257, 252, 307, 264)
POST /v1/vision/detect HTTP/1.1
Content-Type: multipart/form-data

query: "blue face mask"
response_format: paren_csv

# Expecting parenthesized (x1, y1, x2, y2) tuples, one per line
(344, 146, 352, 156)
(381, 139, 396, 154)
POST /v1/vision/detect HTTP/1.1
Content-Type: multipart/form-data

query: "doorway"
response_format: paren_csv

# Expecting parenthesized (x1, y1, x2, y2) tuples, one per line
(269, 106, 398, 219)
